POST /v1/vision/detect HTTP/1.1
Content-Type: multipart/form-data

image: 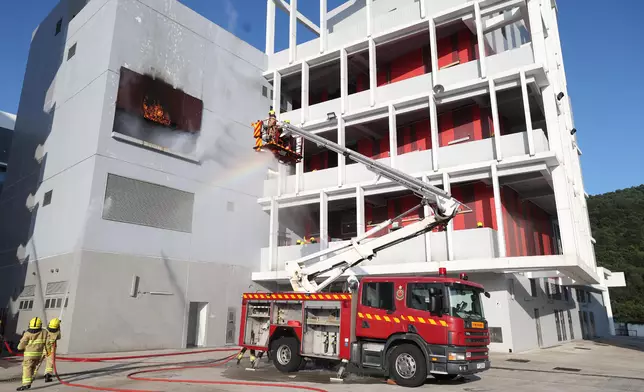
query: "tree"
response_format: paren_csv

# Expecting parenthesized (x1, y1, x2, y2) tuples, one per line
(588, 185, 644, 323)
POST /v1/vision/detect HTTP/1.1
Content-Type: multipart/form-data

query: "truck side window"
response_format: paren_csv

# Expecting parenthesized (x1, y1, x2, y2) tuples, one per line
(362, 282, 395, 311)
(407, 283, 442, 312)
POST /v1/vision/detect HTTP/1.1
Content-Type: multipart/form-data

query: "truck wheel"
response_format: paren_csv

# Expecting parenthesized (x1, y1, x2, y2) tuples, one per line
(433, 373, 459, 381)
(271, 337, 302, 373)
(388, 344, 427, 387)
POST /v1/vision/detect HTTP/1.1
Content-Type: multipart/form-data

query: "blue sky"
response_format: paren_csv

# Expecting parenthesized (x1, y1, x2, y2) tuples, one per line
(0, 0, 642, 195)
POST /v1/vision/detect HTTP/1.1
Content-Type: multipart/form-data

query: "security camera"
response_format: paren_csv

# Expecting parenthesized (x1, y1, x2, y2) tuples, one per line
(570, 128, 577, 136)
(557, 92, 565, 101)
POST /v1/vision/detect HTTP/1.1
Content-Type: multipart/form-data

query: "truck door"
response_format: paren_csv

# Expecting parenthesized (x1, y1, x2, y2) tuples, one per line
(356, 281, 402, 340)
(404, 283, 448, 346)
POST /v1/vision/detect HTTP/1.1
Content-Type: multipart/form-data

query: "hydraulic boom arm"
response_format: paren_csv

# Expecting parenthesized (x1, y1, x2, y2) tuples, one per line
(276, 121, 469, 293)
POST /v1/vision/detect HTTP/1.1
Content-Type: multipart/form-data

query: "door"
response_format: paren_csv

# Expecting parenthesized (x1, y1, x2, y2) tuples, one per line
(554, 309, 562, 341)
(567, 310, 575, 339)
(589, 312, 596, 338)
(559, 310, 567, 341)
(226, 307, 236, 344)
(357, 281, 400, 340)
(405, 282, 449, 345)
(533, 309, 543, 347)
(197, 303, 209, 347)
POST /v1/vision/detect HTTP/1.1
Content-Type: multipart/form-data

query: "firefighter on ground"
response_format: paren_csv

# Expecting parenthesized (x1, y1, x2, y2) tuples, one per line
(16, 317, 48, 391)
(235, 347, 265, 368)
(43, 318, 61, 383)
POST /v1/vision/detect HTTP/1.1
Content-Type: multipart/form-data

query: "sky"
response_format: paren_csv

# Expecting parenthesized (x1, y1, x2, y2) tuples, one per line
(0, 0, 642, 195)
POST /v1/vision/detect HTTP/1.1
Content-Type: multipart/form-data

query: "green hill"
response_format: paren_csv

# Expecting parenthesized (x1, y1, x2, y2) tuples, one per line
(588, 185, 644, 323)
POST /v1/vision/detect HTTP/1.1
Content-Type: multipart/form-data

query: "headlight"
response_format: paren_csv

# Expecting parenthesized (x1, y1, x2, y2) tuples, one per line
(448, 352, 466, 361)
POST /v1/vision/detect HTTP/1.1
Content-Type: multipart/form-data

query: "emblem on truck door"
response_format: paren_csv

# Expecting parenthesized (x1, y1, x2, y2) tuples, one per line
(396, 286, 405, 301)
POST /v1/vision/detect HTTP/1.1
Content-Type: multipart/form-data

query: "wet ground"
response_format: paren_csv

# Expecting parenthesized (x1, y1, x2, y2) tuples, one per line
(1, 338, 643, 391)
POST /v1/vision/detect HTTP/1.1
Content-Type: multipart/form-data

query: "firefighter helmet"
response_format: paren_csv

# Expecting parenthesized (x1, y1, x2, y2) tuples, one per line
(29, 317, 42, 329)
(48, 318, 61, 330)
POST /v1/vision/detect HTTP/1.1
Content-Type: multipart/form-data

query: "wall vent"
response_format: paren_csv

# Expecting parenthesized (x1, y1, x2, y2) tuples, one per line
(20, 285, 36, 297)
(46, 281, 68, 295)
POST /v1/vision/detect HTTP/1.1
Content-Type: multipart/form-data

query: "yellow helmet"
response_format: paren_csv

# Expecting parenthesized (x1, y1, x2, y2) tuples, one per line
(29, 317, 42, 329)
(477, 221, 483, 228)
(284, 120, 291, 123)
(268, 110, 276, 116)
(48, 318, 61, 329)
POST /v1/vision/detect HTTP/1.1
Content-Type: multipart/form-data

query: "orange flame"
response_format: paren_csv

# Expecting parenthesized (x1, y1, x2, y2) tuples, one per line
(142, 96, 171, 126)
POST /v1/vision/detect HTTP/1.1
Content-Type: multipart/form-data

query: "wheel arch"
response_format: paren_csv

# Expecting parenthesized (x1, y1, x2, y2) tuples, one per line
(382, 333, 429, 374)
(268, 327, 300, 351)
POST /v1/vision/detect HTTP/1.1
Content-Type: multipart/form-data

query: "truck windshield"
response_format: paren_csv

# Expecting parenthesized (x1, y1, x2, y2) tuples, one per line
(448, 284, 484, 321)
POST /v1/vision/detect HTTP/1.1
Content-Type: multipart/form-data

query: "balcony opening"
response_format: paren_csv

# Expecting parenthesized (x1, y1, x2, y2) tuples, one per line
(348, 49, 370, 96)
(365, 190, 425, 238)
(281, 72, 302, 111)
(396, 110, 432, 155)
(496, 86, 547, 138)
(345, 117, 389, 164)
(437, 96, 494, 147)
(309, 60, 340, 106)
(279, 204, 319, 246)
(329, 198, 357, 242)
(376, 30, 431, 86)
(303, 129, 338, 173)
(436, 20, 479, 70)
(481, 8, 532, 56)
(451, 181, 496, 231)
(499, 173, 558, 257)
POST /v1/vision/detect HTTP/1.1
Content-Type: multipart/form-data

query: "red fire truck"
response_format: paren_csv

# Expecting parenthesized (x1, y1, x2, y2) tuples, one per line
(241, 121, 491, 387)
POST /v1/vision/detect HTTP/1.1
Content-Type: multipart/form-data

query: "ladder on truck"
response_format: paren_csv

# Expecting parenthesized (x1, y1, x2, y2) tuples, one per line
(272, 121, 470, 293)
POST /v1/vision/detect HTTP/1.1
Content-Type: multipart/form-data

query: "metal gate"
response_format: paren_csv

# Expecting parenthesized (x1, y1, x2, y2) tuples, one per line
(226, 307, 236, 344)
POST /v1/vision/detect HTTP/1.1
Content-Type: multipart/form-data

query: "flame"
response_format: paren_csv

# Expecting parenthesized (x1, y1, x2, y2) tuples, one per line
(142, 96, 171, 126)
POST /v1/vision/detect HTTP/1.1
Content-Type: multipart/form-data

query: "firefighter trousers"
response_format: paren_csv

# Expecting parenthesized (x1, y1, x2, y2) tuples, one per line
(21, 358, 41, 386)
(44, 353, 54, 375)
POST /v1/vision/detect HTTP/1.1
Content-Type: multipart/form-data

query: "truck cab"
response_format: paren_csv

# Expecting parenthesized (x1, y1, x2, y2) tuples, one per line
(352, 271, 490, 386)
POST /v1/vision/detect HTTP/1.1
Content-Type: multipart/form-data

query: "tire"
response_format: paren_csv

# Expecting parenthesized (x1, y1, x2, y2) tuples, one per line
(271, 337, 302, 373)
(388, 343, 428, 388)
(433, 373, 459, 381)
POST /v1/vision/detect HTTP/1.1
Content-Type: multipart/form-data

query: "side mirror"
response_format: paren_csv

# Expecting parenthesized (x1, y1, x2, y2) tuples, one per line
(484, 291, 491, 298)
(429, 295, 440, 314)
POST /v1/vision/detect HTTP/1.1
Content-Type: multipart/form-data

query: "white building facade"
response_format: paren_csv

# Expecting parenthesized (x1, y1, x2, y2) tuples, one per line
(252, 0, 625, 352)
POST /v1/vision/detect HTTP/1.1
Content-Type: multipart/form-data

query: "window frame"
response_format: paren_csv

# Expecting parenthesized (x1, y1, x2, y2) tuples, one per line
(406, 282, 444, 314)
(361, 281, 395, 311)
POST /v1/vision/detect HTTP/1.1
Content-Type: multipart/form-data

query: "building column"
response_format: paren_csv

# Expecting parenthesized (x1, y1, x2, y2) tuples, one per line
(268, 198, 279, 271)
(520, 70, 535, 156)
(388, 104, 398, 168)
(320, 191, 329, 250)
(429, 93, 439, 171)
(601, 288, 616, 336)
(491, 163, 507, 258)
(273, 71, 282, 114)
(527, 0, 547, 69)
(356, 186, 366, 236)
(369, 38, 377, 106)
(420, 0, 426, 19)
(366, 0, 373, 37)
(295, 138, 304, 193)
(338, 116, 346, 186)
(422, 175, 432, 261)
(340, 48, 348, 114)
(488, 78, 502, 161)
(277, 164, 287, 196)
(443, 172, 454, 261)
(266, 0, 275, 55)
(320, 0, 327, 53)
(289, 0, 298, 63)
(474, 1, 486, 78)
(429, 18, 439, 87)
(301, 62, 310, 124)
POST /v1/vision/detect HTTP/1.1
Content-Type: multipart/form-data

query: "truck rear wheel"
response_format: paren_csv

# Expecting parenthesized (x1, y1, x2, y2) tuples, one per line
(271, 337, 302, 373)
(388, 344, 427, 388)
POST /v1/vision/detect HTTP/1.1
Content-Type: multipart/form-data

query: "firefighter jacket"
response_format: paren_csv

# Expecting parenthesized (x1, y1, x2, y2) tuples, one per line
(17, 329, 48, 358)
(45, 328, 61, 355)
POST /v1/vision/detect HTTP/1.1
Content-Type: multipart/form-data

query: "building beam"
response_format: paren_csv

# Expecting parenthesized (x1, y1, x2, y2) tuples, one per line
(320, 191, 329, 250)
(301, 61, 309, 124)
(341, 48, 348, 114)
(275, 0, 321, 36)
(429, 18, 439, 86)
(429, 94, 439, 171)
(338, 116, 346, 186)
(273, 71, 282, 114)
(520, 70, 536, 156)
(491, 163, 507, 258)
(366, 0, 373, 37)
(320, 0, 327, 53)
(489, 78, 502, 161)
(354, 124, 380, 139)
(369, 38, 376, 106)
(474, 1, 487, 78)
(288, 0, 298, 63)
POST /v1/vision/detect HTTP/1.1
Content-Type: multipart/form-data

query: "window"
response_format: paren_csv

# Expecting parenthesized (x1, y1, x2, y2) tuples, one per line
(64, 297, 69, 308)
(45, 299, 51, 308)
(554, 309, 562, 341)
(530, 278, 538, 297)
(262, 86, 268, 97)
(67, 43, 77, 60)
(27, 300, 33, 310)
(361, 282, 394, 311)
(586, 291, 592, 303)
(55, 18, 62, 35)
(270, 90, 274, 100)
(544, 278, 550, 298)
(407, 283, 443, 312)
(563, 287, 569, 302)
(43, 190, 53, 206)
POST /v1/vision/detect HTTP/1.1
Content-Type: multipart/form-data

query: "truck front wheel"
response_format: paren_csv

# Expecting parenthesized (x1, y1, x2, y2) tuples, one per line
(271, 337, 302, 373)
(388, 344, 427, 387)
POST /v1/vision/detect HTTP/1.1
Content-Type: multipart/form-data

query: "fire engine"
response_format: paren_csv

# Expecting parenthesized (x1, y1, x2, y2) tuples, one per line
(241, 120, 491, 387)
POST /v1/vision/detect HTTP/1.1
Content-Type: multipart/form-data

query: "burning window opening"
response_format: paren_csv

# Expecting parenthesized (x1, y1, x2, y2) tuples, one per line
(142, 96, 171, 127)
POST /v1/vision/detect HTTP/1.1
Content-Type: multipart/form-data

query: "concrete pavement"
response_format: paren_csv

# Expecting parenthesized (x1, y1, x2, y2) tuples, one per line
(1, 339, 643, 391)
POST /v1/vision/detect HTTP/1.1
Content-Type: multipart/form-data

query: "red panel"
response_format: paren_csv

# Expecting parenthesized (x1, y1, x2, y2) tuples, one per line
(379, 137, 390, 158)
(517, 198, 527, 256)
(437, 36, 457, 69)
(358, 139, 373, 157)
(453, 106, 474, 142)
(451, 186, 465, 230)
(390, 48, 425, 83)
(472, 105, 483, 141)
(356, 74, 366, 92)
(377, 66, 389, 86)
(439, 112, 454, 147)
(416, 119, 431, 151)
(457, 29, 474, 63)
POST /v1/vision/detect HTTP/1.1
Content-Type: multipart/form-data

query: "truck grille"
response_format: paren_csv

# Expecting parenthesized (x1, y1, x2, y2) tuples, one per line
(465, 329, 489, 346)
